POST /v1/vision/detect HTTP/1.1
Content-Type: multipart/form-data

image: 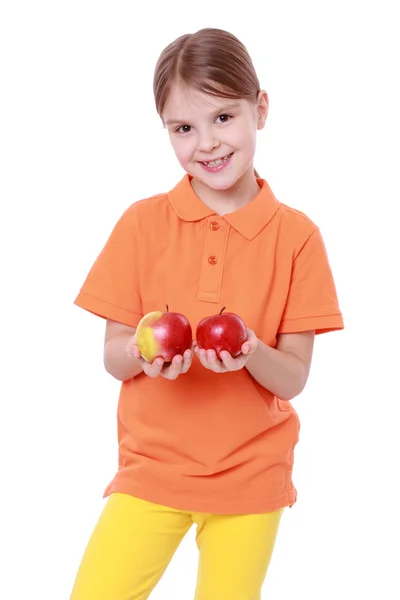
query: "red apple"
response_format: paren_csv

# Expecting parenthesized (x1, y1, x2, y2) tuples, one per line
(196, 307, 247, 360)
(136, 305, 192, 363)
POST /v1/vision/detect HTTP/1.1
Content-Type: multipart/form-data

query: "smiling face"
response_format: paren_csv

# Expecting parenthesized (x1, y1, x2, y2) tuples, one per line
(162, 82, 268, 192)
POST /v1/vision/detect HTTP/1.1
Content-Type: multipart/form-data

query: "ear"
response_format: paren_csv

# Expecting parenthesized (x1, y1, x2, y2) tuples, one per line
(256, 90, 269, 130)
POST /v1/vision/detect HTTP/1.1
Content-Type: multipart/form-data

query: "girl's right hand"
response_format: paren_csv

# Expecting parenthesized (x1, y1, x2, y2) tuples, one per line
(125, 334, 194, 380)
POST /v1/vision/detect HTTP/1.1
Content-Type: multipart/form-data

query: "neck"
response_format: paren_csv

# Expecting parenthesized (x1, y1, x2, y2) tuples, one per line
(190, 166, 261, 216)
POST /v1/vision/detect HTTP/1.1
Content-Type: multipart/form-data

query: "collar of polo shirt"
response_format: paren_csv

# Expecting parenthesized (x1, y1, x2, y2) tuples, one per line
(168, 175, 281, 241)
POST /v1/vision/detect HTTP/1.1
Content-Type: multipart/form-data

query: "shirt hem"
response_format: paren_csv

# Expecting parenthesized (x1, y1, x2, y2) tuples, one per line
(102, 479, 297, 515)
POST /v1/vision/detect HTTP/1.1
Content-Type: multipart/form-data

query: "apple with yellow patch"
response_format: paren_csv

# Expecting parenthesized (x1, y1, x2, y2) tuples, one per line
(136, 305, 193, 363)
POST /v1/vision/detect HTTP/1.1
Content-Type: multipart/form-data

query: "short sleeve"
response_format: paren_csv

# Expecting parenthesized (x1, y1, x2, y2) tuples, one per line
(74, 206, 143, 327)
(278, 227, 344, 335)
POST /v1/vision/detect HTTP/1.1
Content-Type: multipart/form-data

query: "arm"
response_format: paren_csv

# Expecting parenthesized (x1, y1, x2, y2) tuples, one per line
(195, 329, 315, 401)
(245, 330, 315, 401)
(103, 319, 143, 381)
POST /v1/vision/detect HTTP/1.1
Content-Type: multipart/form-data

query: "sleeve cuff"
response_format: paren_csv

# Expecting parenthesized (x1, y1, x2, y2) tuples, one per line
(74, 291, 143, 328)
(278, 313, 344, 335)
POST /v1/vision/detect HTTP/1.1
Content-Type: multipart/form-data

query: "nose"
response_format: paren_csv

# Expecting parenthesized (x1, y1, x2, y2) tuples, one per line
(197, 127, 220, 154)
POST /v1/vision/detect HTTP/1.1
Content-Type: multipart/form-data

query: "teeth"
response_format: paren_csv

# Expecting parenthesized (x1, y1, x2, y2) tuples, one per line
(203, 153, 231, 167)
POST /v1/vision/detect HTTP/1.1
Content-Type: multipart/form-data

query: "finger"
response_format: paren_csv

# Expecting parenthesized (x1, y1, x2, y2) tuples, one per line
(206, 349, 224, 372)
(242, 329, 258, 354)
(136, 355, 147, 369)
(125, 338, 139, 358)
(143, 360, 164, 377)
(181, 349, 193, 374)
(143, 357, 164, 378)
(131, 345, 142, 359)
(163, 354, 183, 380)
(220, 350, 236, 370)
(220, 351, 243, 371)
(197, 348, 209, 369)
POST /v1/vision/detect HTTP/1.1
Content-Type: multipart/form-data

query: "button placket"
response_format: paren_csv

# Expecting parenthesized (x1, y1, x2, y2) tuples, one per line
(198, 218, 229, 303)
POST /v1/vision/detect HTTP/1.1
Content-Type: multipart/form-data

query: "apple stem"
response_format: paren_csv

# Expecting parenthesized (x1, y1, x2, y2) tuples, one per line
(166, 304, 169, 312)
(220, 306, 226, 315)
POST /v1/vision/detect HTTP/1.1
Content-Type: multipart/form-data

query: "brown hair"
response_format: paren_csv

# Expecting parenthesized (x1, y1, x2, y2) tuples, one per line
(153, 28, 262, 178)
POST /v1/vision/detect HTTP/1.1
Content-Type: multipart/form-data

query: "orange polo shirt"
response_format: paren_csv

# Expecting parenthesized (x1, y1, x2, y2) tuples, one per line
(74, 174, 344, 514)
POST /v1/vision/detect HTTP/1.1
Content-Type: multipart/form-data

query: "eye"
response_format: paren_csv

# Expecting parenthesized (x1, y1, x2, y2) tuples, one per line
(216, 114, 232, 124)
(176, 125, 192, 134)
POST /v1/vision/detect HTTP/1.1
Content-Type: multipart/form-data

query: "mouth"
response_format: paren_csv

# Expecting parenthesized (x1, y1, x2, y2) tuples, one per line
(199, 153, 234, 170)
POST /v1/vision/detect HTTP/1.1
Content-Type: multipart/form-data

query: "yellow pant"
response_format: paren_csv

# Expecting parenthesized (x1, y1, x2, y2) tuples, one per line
(70, 493, 283, 600)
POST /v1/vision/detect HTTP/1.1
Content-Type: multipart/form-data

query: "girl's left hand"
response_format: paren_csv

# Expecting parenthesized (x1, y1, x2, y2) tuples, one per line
(194, 328, 259, 373)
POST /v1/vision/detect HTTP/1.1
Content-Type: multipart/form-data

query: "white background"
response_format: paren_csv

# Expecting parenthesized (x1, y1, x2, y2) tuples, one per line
(1, 1, 399, 598)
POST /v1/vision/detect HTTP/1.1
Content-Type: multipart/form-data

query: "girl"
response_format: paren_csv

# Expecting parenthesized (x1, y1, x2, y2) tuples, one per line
(70, 27, 343, 600)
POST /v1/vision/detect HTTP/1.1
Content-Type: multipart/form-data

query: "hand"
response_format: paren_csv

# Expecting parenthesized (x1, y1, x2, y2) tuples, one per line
(194, 328, 259, 373)
(126, 334, 195, 380)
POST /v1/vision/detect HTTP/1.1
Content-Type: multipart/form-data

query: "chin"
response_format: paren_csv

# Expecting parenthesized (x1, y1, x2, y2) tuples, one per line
(193, 169, 245, 191)
(209, 179, 239, 190)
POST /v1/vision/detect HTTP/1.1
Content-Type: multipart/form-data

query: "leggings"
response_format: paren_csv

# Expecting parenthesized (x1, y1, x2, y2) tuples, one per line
(70, 493, 283, 600)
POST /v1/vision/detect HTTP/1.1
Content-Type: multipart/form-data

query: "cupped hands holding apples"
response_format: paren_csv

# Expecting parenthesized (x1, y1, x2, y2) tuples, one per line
(126, 305, 258, 380)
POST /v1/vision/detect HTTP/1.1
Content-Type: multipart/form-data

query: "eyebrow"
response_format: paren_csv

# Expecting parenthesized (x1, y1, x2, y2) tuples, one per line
(164, 101, 241, 126)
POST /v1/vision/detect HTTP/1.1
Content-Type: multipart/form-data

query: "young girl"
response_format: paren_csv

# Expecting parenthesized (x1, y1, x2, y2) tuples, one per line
(70, 27, 343, 600)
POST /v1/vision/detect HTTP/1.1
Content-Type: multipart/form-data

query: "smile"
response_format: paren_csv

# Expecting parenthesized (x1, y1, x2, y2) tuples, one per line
(200, 153, 233, 170)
